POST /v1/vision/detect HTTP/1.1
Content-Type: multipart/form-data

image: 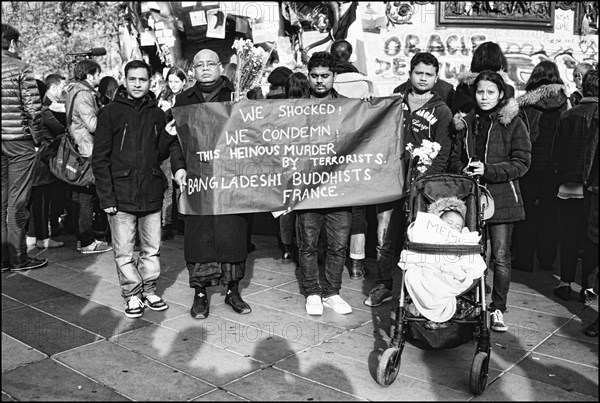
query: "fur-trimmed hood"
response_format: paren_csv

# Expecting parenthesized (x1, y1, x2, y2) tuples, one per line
(517, 83, 568, 110)
(453, 97, 520, 130)
(457, 70, 511, 86)
(428, 196, 467, 220)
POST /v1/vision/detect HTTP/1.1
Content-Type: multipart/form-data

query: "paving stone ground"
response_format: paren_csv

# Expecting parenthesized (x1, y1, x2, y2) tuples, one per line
(2, 230, 598, 401)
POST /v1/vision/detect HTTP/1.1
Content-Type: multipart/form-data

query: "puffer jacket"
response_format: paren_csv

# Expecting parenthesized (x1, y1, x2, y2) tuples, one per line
(64, 80, 99, 157)
(92, 86, 185, 213)
(555, 97, 598, 185)
(449, 98, 531, 223)
(1, 49, 45, 145)
(518, 83, 568, 173)
(401, 91, 453, 175)
(451, 70, 515, 115)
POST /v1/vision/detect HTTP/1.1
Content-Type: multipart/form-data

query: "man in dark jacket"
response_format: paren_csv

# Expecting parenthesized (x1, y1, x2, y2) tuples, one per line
(1, 23, 48, 272)
(364, 52, 453, 308)
(172, 49, 252, 320)
(299, 51, 353, 316)
(93, 60, 186, 319)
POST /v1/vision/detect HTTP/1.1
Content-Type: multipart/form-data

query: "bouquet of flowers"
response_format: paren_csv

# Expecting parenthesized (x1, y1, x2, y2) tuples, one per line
(232, 38, 270, 100)
(406, 139, 441, 176)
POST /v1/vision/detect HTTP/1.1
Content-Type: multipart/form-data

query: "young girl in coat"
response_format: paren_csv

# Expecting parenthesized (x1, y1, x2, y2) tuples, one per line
(448, 70, 532, 333)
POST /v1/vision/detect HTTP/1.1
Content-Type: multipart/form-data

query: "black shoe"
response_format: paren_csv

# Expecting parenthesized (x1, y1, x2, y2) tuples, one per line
(11, 257, 48, 272)
(190, 290, 209, 319)
(161, 227, 174, 241)
(348, 259, 365, 280)
(247, 243, 256, 253)
(553, 285, 572, 301)
(225, 291, 252, 314)
(282, 244, 295, 261)
(580, 289, 598, 304)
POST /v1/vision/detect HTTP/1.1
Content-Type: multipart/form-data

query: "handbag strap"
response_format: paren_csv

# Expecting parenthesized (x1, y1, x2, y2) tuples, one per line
(66, 90, 84, 133)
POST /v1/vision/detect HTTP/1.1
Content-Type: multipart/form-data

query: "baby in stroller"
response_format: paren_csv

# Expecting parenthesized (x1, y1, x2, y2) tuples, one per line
(398, 196, 486, 324)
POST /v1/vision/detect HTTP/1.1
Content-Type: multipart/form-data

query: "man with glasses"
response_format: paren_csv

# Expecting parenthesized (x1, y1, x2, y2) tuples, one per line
(171, 49, 252, 320)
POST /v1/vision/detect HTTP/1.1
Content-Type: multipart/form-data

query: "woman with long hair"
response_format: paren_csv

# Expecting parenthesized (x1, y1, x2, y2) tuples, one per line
(512, 60, 569, 275)
(158, 66, 188, 240)
(451, 41, 515, 114)
(449, 70, 531, 332)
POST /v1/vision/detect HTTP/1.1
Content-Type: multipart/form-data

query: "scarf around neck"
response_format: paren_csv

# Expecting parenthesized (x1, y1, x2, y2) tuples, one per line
(198, 77, 224, 94)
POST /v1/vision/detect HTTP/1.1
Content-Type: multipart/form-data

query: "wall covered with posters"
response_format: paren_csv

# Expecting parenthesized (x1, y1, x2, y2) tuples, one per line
(351, 2, 598, 95)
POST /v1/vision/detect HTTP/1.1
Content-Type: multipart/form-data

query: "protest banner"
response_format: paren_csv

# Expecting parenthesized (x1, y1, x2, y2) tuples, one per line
(171, 96, 405, 215)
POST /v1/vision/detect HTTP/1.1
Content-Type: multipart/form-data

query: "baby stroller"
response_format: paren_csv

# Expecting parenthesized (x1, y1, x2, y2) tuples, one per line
(376, 173, 491, 395)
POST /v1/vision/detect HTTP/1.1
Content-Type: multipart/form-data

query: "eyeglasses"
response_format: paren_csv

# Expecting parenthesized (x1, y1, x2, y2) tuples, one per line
(193, 61, 220, 69)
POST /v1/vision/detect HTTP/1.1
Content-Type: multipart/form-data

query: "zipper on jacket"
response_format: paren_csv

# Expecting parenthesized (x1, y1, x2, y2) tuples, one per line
(484, 121, 492, 164)
(120, 124, 128, 151)
(509, 180, 519, 203)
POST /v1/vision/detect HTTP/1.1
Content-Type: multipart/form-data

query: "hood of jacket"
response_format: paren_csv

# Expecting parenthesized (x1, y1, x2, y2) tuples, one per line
(453, 97, 520, 130)
(517, 83, 568, 110)
(457, 70, 511, 86)
(427, 196, 467, 220)
(112, 85, 158, 109)
(403, 90, 449, 111)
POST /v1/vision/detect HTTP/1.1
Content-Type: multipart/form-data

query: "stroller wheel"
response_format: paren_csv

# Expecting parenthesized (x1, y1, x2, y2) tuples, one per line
(376, 347, 401, 386)
(469, 351, 489, 394)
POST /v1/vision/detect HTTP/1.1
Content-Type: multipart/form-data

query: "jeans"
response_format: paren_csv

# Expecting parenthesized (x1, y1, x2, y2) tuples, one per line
(160, 158, 173, 227)
(71, 185, 97, 248)
(488, 223, 513, 313)
(558, 198, 586, 283)
(375, 200, 404, 290)
(108, 210, 162, 300)
(2, 140, 36, 266)
(349, 206, 367, 260)
(297, 208, 352, 298)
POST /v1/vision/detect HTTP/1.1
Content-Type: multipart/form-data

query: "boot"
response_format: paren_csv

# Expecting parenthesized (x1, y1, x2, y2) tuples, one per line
(282, 244, 295, 261)
(348, 259, 365, 280)
(190, 286, 209, 319)
(225, 281, 252, 314)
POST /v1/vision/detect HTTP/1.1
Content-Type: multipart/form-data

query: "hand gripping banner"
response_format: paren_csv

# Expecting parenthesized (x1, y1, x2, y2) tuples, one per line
(171, 96, 405, 215)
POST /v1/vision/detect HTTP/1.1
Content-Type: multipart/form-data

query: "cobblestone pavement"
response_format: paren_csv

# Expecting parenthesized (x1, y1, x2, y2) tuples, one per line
(2, 231, 598, 401)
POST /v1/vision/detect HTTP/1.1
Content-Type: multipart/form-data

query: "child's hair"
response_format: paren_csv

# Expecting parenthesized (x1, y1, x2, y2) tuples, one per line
(427, 196, 467, 221)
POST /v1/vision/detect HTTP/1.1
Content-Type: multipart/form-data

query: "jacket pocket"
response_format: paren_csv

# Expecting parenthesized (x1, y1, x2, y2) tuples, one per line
(509, 180, 519, 203)
(112, 168, 132, 204)
(149, 166, 167, 202)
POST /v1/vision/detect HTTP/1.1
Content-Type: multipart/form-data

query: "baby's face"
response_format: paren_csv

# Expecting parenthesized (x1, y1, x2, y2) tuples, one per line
(441, 211, 464, 232)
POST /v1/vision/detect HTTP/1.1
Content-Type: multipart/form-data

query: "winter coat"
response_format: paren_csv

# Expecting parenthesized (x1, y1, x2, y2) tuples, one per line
(64, 80, 100, 157)
(555, 98, 598, 185)
(33, 96, 66, 186)
(92, 86, 185, 213)
(401, 91, 453, 175)
(449, 98, 531, 223)
(451, 71, 515, 115)
(173, 77, 249, 264)
(1, 50, 45, 145)
(393, 79, 455, 109)
(518, 83, 568, 173)
(581, 98, 598, 243)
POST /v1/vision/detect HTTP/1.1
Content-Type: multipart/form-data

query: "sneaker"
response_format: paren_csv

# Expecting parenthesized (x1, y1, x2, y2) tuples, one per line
(364, 284, 393, 307)
(125, 296, 145, 318)
(77, 239, 107, 251)
(305, 294, 323, 315)
(143, 294, 169, 311)
(580, 289, 598, 304)
(323, 295, 352, 314)
(490, 309, 508, 332)
(80, 240, 113, 254)
(36, 238, 64, 249)
(26, 236, 37, 247)
(11, 256, 48, 272)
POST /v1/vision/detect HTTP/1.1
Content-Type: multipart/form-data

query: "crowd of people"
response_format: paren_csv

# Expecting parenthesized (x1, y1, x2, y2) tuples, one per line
(2, 22, 598, 337)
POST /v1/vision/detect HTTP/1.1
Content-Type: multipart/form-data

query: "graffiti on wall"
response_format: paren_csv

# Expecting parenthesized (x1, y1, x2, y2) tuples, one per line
(368, 32, 598, 91)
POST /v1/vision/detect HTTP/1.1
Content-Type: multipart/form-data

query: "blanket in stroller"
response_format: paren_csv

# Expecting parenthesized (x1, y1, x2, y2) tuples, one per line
(398, 212, 486, 323)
